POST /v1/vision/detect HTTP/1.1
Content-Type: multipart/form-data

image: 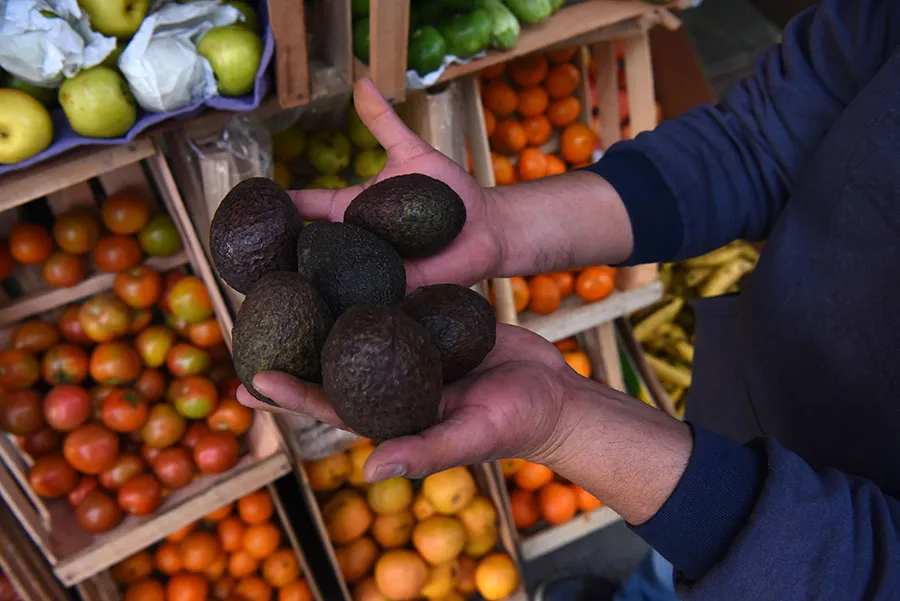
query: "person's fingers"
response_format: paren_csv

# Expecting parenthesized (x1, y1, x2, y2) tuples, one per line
(405, 228, 496, 291)
(354, 78, 431, 163)
(236, 371, 345, 427)
(473, 323, 564, 372)
(287, 187, 359, 222)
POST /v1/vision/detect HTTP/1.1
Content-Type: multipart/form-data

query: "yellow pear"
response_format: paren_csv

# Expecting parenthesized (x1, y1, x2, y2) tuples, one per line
(465, 523, 498, 558)
(367, 477, 413, 514)
(422, 467, 476, 515)
(459, 496, 497, 537)
(420, 560, 458, 599)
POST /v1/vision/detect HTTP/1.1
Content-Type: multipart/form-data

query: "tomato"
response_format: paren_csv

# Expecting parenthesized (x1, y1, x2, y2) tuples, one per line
(135, 368, 167, 403)
(193, 432, 240, 475)
(0, 350, 40, 390)
(187, 319, 224, 348)
(159, 272, 186, 314)
(22, 426, 60, 458)
(9, 222, 52, 265)
(166, 343, 211, 378)
(63, 423, 120, 474)
(139, 215, 182, 258)
(169, 376, 219, 419)
(58, 305, 92, 345)
(68, 475, 98, 507)
(0, 390, 43, 436)
(141, 404, 187, 449)
(43, 385, 92, 431)
(118, 473, 163, 516)
(94, 234, 143, 273)
(152, 447, 195, 489)
(164, 312, 191, 338)
(100, 453, 147, 490)
(207, 398, 253, 437)
(0, 241, 14, 280)
(29, 454, 78, 498)
(135, 326, 176, 368)
(100, 388, 150, 433)
(114, 266, 163, 309)
(218, 377, 242, 400)
(90, 341, 142, 385)
(42, 344, 89, 385)
(53, 208, 100, 255)
(102, 191, 151, 235)
(42, 251, 85, 288)
(76, 489, 122, 533)
(11, 321, 60, 353)
(140, 443, 162, 465)
(181, 422, 210, 451)
(166, 277, 213, 325)
(79, 295, 132, 343)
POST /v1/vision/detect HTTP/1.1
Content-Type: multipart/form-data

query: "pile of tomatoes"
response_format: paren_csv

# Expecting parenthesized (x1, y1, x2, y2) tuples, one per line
(0, 263, 253, 536)
(111, 488, 313, 601)
(0, 190, 182, 289)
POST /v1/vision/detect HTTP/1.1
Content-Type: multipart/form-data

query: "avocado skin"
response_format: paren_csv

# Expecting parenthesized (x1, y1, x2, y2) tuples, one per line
(232, 271, 334, 405)
(296, 221, 406, 317)
(209, 177, 303, 294)
(400, 284, 496, 382)
(322, 305, 443, 440)
(343, 173, 466, 258)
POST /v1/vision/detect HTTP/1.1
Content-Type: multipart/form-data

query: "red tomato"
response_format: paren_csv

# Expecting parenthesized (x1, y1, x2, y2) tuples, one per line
(193, 432, 240, 474)
(0, 350, 40, 390)
(58, 305, 92, 345)
(141, 404, 187, 449)
(9, 222, 52, 264)
(90, 341, 142, 385)
(164, 312, 191, 338)
(0, 390, 43, 436)
(21, 426, 60, 458)
(29, 454, 78, 498)
(79, 295, 132, 343)
(187, 319, 224, 348)
(76, 489, 122, 533)
(152, 447, 195, 489)
(63, 424, 120, 474)
(68, 475, 98, 507)
(100, 388, 150, 433)
(99, 453, 147, 491)
(101, 191, 151, 235)
(41, 251, 85, 288)
(42, 344, 89, 385)
(114, 266, 163, 309)
(43, 385, 92, 431)
(135, 326, 176, 369)
(166, 343, 211, 378)
(181, 422, 210, 451)
(207, 398, 253, 437)
(53, 208, 100, 255)
(129, 308, 153, 334)
(141, 443, 162, 465)
(135, 368, 167, 403)
(93, 234, 143, 273)
(10, 321, 60, 353)
(169, 376, 219, 419)
(166, 277, 213, 325)
(0, 240, 15, 279)
(160, 271, 187, 314)
(117, 473, 163, 516)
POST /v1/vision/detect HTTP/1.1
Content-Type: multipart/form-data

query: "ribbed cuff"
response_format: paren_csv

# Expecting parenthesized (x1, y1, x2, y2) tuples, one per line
(581, 149, 683, 265)
(631, 424, 767, 581)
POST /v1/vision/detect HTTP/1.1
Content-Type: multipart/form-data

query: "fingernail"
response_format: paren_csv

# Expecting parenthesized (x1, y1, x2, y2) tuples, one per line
(368, 463, 405, 483)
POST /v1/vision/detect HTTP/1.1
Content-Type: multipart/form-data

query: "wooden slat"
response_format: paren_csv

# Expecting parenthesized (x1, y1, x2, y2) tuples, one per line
(583, 324, 625, 391)
(592, 41, 622, 148)
(0, 435, 51, 526)
(520, 506, 622, 561)
(267, 0, 311, 108)
(317, 0, 353, 79)
(369, 0, 410, 103)
(0, 502, 69, 601)
(623, 30, 657, 135)
(268, 483, 327, 601)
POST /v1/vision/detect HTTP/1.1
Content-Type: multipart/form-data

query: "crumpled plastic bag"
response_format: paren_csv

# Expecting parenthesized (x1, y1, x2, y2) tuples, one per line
(118, 0, 240, 113)
(406, 49, 487, 90)
(0, 0, 115, 86)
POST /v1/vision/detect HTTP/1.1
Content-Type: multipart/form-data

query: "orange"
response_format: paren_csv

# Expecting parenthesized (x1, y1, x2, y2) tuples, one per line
(517, 86, 548, 118)
(615, 40, 625, 61)
(228, 549, 260, 579)
(480, 63, 506, 79)
(491, 153, 516, 186)
(491, 120, 527, 154)
(233, 576, 272, 601)
(563, 351, 592, 378)
(482, 80, 518, 118)
(114, 551, 154, 585)
(243, 521, 282, 559)
(238, 489, 274, 524)
(372, 509, 415, 549)
(204, 553, 228, 581)
(217, 516, 247, 553)
(656, 102, 664, 123)
(510, 277, 530, 312)
(573, 485, 603, 512)
(323, 490, 373, 544)
(561, 123, 595, 164)
(167, 573, 208, 601)
(517, 148, 547, 182)
(499, 458, 525, 478)
(280, 580, 313, 601)
(546, 47, 577, 64)
(336, 536, 379, 584)
(154, 541, 183, 575)
(422, 467, 477, 515)
(412, 516, 466, 565)
(455, 555, 477, 595)
(474, 553, 519, 601)
(374, 550, 429, 601)
(509, 54, 548, 87)
(521, 115, 552, 146)
(10, 223, 53, 265)
(553, 338, 578, 352)
(544, 155, 567, 176)
(618, 88, 629, 123)
(263, 548, 301, 587)
(527, 274, 560, 315)
(514, 462, 554, 491)
(124, 578, 165, 601)
(181, 531, 221, 572)
(545, 63, 581, 99)
(305, 452, 351, 491)
(483, 108, 496, 137)
(538, 482, 577, 525)
(547, 271, 574, 297)
(509, 489, 540, 530)
(575, 266, 615, 302)
(354, 578, 388, 601)
(204, 503, 233, 522)
(212, 576, 235, 600)
(547, 96, 581, 127)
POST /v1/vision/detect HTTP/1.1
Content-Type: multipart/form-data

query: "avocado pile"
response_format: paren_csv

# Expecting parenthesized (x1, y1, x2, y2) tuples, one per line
(209, 174, 496, 441)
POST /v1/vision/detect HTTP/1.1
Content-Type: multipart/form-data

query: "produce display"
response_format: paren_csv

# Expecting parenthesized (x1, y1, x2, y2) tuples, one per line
(0, 570, 22, 601)
(110, 487, 314, 601)
(304, 442, 520, 601)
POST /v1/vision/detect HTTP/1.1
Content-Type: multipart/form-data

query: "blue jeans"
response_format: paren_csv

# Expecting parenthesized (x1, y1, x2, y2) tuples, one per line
(613, 550, 680, 601)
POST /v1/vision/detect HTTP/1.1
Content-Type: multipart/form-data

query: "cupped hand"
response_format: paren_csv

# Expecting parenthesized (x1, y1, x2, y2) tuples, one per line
(236, 324, 578, 481)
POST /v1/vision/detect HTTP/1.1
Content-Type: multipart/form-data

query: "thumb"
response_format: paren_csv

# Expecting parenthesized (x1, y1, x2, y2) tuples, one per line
(354, 78, 431, 163)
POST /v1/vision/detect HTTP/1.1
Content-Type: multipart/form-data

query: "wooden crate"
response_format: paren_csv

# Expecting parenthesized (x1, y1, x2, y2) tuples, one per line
(0, 501, 70, 601)
(0, 141, 293, 587)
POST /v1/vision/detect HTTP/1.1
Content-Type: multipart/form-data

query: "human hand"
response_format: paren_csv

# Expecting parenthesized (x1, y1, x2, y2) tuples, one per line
(290, 78, 505, 290)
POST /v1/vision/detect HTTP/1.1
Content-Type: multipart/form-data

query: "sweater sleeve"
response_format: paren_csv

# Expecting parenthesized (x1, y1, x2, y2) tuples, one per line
(587, 0, 900, 264)
(635, 426, 900, 599)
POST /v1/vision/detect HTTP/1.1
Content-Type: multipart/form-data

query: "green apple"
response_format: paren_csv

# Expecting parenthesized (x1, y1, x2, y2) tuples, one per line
(9, 77, 57, 107)
(226, 1, 259, 32)
(353, 148, 387, 180)
(273, 124, 307, 161)
(78, 0, 149, 39)
(59, 66, 137, 138)
(307, 175, 349, 190)
(352, 0, 370, 18)
(273, 161, 294, 189)
(347, 106, 379, 150)
(0, 89, 54, 164)
(197, 25, 263, 97)
(307, 130, 351, 175)
(102, 43, 124, 70)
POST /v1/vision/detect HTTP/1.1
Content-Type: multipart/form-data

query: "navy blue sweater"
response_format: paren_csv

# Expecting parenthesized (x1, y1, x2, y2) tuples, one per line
(587, 0, 900, 597)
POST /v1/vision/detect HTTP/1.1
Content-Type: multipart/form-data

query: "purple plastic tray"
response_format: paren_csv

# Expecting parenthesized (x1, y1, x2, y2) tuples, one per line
(0, 0, 275, 177)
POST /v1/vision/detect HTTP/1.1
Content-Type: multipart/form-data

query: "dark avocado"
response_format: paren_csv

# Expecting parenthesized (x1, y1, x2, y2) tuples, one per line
(343, 173, 466, 258)
(209, 177, 303, 294)
(322, 305, 443, 441)
(400, 284, 496, 381)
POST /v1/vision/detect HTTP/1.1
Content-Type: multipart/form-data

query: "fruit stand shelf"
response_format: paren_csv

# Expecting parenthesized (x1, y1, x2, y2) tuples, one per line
(521, 506, 622, 561)
(0, 252, 188, 329)
(520, 280, 664, 343)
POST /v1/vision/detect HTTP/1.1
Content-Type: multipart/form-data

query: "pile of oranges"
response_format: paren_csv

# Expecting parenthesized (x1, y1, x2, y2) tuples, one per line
(492, 266, 616, 316)
(0, 191, 182, 290)
(304, 442, 520, 601)
(111, 488, 312, 601)
(480, 48, 596, 184)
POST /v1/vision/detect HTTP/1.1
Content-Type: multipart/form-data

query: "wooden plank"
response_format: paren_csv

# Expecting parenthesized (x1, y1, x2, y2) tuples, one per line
(318, 0, 353, 79)
(592, 41, 622, 148)
(0, 435, 51, 526)
(0, 502, 69, 601)
(268, 483, 327, 601)
(0, 140, 157, 211)
(520, 506, 622, 561)
(623, 31, 657, 135)
(267, 0, 311, 108)
(369, 0, 410, 103)
(584, 323, 625, 391)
